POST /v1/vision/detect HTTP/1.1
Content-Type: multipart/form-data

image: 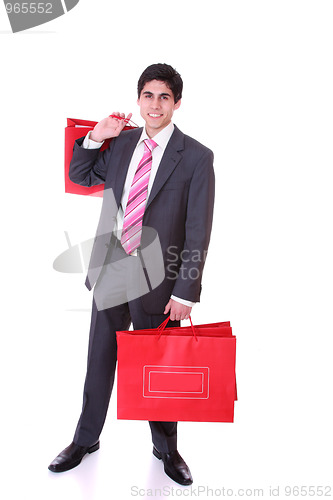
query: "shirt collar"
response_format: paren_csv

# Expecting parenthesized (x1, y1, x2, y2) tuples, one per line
(138, 122, 175, 151)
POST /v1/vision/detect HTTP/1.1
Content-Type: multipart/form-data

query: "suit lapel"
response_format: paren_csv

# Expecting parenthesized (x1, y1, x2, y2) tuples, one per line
(146, 126, 185, 209)
(114, 128, 143, 205)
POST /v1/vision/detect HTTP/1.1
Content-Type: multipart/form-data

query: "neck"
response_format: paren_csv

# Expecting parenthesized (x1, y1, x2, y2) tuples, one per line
(145, 121, 172, 139)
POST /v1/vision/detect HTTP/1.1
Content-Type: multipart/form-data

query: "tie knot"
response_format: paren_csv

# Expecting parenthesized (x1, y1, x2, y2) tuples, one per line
(144, 138, 157, 152)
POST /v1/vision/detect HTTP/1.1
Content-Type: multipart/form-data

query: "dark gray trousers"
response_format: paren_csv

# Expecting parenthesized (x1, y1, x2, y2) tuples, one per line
(73, 243, 179, 453)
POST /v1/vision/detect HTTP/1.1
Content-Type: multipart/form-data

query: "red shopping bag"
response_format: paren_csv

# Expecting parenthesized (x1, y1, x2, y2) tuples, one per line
(116, 317, 237, 423)
(64, 117, 137, 197)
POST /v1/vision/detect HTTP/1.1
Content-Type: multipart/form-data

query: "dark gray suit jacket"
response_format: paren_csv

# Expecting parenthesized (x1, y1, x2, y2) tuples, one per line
(69, 125, 215, 314)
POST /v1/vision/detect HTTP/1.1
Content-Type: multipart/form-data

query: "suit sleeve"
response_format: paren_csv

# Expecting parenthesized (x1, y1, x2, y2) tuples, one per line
(68, 136, 116, 186)
(171, 148, 215, 303)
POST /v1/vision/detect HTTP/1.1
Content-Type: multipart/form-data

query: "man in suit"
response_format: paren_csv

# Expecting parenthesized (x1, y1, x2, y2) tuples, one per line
(48, 64, 215, 485)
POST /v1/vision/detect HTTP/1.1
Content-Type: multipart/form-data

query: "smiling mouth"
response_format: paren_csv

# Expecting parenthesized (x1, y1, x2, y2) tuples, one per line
(148, 114, 163, 118)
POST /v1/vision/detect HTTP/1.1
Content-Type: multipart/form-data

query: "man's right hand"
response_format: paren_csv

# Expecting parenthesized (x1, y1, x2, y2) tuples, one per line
(90, 112, 132, 142)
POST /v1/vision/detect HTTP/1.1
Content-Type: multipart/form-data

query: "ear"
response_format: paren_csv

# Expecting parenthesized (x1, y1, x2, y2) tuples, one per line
(174, 99, 181, 110)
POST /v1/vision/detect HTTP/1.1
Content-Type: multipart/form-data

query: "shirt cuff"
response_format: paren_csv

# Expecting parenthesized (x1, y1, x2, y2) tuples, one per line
(82, 130, 104, 149)
(171, 295, 195, 308)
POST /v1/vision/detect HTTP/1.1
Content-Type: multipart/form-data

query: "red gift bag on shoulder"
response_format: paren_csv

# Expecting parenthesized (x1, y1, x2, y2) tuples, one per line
(64, 117, 137, 197)
(116, 317, 237, 423)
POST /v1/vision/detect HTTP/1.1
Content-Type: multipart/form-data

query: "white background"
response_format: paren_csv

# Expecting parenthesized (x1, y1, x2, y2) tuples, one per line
(0, 1, 332, 499)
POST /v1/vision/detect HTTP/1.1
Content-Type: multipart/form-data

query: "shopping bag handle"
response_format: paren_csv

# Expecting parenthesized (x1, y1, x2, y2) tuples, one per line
(157, 316, 171, 331)
(109, 114, 139, 128)
(157, 315, 198, 341)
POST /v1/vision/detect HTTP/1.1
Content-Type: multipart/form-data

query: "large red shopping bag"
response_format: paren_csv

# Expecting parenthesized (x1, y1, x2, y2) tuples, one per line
(64, 117, 137, 197)
(116, 317, 237, 422)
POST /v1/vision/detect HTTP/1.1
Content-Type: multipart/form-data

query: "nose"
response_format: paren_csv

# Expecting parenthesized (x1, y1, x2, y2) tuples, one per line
(151, 97, 161, 109)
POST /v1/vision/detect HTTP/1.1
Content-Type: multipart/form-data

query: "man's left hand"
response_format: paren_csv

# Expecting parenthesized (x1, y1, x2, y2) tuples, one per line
(164, 299, 192, 322)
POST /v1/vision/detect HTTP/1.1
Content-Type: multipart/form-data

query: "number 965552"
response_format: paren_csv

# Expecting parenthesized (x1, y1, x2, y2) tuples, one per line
(5, 3, 53, 14)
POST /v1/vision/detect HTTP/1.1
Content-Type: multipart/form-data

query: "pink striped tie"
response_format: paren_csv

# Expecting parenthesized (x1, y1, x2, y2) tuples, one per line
(121, 138, 157, 254)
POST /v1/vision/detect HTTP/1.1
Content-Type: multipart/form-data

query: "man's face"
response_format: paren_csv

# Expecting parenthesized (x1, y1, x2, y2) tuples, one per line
(137, 80, 181, 137)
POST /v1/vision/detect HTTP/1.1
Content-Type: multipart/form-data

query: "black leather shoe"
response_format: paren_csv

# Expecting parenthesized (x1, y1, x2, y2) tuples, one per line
(48, 441, 100, 473)
(153, 446, 193, 485)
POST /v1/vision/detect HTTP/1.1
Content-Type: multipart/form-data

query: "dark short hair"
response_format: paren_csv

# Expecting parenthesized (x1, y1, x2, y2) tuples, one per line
(137, 63, 183, 103)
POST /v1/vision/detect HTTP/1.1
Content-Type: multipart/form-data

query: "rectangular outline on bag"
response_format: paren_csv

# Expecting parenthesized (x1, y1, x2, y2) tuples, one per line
(143, 365, 209, 399)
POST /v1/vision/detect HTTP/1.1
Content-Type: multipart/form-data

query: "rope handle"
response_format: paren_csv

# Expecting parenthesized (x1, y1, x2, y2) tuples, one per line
(109, 114, 139, 128)
(157, 315, 198, 341)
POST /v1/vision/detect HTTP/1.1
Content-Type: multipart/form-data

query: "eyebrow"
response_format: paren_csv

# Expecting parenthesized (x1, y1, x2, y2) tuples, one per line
(143, 91, 172, 98)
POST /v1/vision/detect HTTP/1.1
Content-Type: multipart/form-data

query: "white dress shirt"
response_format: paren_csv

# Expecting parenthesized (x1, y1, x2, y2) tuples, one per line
(82, 123, 194, 308)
